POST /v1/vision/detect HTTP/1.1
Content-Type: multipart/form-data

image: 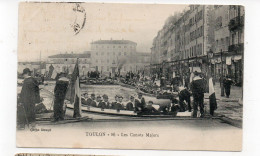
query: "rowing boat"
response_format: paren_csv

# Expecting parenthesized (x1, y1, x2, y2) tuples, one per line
(66, 104, 178, 118)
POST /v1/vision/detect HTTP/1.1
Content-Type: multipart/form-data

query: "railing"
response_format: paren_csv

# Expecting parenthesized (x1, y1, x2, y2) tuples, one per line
(228, 16, 244, 32)
(228, 43, 244, 53)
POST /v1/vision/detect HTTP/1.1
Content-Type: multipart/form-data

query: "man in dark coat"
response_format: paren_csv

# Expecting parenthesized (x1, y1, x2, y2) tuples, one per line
(178, 86, 192, 112)
(190, 71, 206, 118)
(111, 95, 119, 109)
(143, 101, 158, 114)
(134, 93, 146, 112)
(82, 92, 92, 106)
(126, 96, 135, 111)
(53, 72, 69, 121)
(98, 94, 110, 109)
(90, 93, 97, 107)
(19, 68, 40, 126)
(96, 95, 102, 105)
(223, 76, 233, 98)
(115, 95, 124, 110)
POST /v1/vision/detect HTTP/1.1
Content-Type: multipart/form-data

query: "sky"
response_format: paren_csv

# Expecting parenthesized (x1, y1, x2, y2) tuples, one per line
(18, 2, 188, 61)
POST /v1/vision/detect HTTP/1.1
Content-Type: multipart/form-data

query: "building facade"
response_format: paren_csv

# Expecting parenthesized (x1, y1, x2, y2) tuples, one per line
(227, 5, 244, 85)
(150, 5, 244, 85)
(150, 5, 215, 79)
(212, 5, 244, 85)
(46, 52, 91, 76)
(135, 52, 151, 71)
(90, 39, 137, 75)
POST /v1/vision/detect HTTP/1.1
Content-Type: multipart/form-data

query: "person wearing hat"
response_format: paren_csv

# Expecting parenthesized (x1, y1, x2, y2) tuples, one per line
(134, 92, 146, 112)
(103, 94, 111, 109)
(53, 72, 70, 122)
(143, 101, 158, 114)
(111, 95, 119, 109)
(190, 71, 206, 118)
(98, 94, 110, 109)
(82, 92, 92, 106)
(126, 96, 135, 111)
(90, 93, 97, 107)
(19, 68, 40, 126)
(96, 95, 103, 108)
(223, 75, 233, 98)
(115, 95, 124, 110)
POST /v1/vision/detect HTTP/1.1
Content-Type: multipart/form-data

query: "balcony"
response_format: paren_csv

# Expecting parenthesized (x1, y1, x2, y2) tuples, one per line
(228, 43, 244, 53)
(228, 16, 244, 32)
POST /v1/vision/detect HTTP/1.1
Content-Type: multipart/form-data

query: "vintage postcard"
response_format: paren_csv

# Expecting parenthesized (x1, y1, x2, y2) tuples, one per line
(17, 2, 244, 151)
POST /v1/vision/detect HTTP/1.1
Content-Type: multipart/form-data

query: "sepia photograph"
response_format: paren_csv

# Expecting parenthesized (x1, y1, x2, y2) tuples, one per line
(16, 2, 244, 151)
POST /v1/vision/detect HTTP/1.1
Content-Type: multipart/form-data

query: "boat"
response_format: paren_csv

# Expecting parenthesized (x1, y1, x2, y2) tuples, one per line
(66, 104, 178, 118)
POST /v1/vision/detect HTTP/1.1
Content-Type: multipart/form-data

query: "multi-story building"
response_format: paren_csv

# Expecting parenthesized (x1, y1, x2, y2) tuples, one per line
(90, 39, 137, 75)
(213, 5, 231, 81)
(46, 51, 91, 76)
(151, 31, 162, 64)
(228, 5, 244, 85)
(211, 5, 244, 85)
(150, 5, 215, 80)
(135, 52, 151, 71)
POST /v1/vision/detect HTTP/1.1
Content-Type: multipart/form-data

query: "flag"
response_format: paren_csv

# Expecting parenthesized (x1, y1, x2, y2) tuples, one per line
(66, 59, 81, 118)
(189, 72, 194, 83)
(51, 69, 58, 80)
(209, 77, 217, 116)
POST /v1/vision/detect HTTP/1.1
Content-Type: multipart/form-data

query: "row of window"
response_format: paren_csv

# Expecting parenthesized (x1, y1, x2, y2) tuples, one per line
(190, 26, 203, 41)
(95, 59, 116, 64)
(181, 43, 203, 59)
(50, 58, 89, 63)
(189, 10, 203, 27)
(95, 51, 130, 56)
(216, 37, 229, 47)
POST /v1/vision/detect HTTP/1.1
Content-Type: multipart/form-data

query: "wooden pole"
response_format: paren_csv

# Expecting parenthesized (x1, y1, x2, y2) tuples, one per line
(221, 49, 225, 96)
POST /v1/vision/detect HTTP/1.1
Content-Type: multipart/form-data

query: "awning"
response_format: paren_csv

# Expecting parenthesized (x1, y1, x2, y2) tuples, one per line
(226, 56, 232, 65)
(189, 67, 201, 72)
(234, 55, 242, 62)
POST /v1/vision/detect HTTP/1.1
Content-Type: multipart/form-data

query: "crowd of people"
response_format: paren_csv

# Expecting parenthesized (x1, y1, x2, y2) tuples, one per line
(17, 66, 236, 129)
(81, 92, 167, 114)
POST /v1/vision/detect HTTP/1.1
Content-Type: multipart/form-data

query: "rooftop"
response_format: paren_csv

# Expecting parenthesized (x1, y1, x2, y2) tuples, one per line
(49, 53, 91, 58)
(91, 40, 137, 45)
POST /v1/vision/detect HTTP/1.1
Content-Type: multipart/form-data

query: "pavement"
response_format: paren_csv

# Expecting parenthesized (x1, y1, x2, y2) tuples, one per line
(211, 82, 243, 124)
